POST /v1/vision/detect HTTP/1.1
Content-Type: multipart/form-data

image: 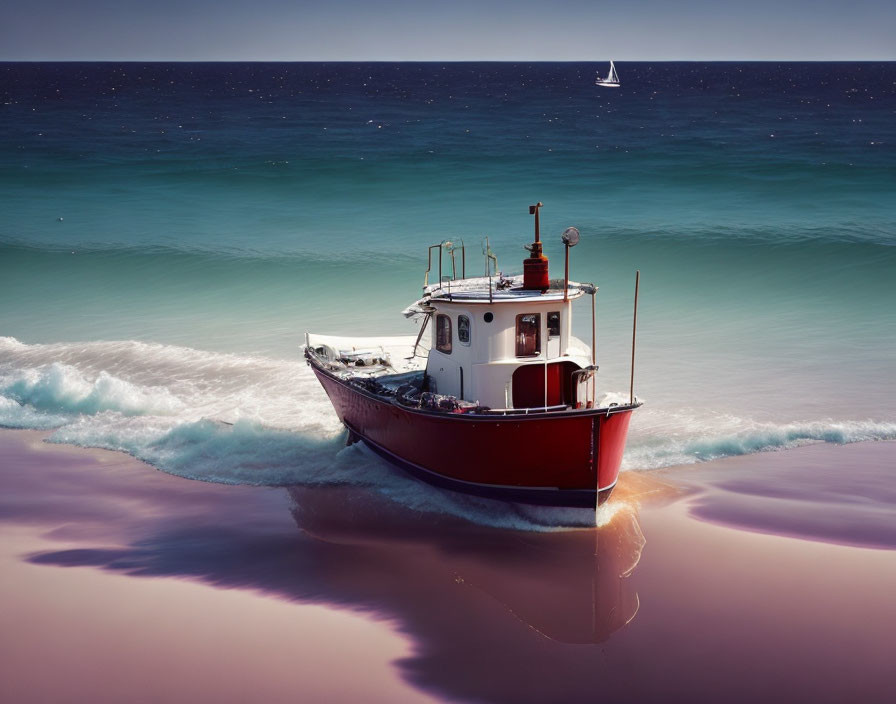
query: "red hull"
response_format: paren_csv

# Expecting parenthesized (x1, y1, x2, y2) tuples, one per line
(310, 361, 636, 507)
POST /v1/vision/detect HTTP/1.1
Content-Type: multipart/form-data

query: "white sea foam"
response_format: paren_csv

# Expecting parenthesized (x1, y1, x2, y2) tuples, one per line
(2, 336, 894, 529)
(622, 406, 896, 470)
(0, 394, 70, 429)
(0, 336, 345, 476)
(0, 336, 339, 432)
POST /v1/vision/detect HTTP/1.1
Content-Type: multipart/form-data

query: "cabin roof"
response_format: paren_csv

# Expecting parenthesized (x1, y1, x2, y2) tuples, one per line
(418, 275, 595, 306)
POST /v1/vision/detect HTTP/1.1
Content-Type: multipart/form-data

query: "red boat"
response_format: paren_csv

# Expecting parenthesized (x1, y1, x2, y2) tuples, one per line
(305, 203, 641, 507)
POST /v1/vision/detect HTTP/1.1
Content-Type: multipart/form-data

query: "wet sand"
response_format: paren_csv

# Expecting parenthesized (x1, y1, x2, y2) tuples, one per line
(1, 429, 894, 703)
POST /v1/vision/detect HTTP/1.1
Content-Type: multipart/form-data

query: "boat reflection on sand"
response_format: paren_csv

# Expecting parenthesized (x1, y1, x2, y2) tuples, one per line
(5, 431, 653, 702)
(288, 487, 646, 644)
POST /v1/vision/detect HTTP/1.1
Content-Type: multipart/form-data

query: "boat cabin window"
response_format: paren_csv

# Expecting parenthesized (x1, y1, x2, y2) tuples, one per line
(436, 314, 452, 353)
(458, 315, 471, 345)
(515, 313, 541, 357)
(547, 311, 560, 339)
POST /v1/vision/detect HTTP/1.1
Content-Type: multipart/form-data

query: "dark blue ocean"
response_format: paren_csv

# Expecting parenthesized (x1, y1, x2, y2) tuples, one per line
(2, 62, 894, 524)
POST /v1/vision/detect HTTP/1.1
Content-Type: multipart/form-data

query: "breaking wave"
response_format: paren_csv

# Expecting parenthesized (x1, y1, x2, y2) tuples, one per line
(1, 362, 183, 418)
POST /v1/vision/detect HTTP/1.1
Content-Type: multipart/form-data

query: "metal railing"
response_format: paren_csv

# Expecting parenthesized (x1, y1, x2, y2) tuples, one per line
(423, 239, 465, 288)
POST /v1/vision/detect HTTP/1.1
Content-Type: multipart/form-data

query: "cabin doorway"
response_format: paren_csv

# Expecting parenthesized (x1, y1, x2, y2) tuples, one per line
(512, 361, 579, 409)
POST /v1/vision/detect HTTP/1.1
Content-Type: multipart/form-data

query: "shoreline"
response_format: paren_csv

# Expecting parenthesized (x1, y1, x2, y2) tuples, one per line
(2, 429, 895, 703)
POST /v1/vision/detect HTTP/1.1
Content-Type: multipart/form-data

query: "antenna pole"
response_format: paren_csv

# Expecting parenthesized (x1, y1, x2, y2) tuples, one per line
(630, 270, 640, 405)
(591, 290, 596, 407)
(592, 289, 599, 512)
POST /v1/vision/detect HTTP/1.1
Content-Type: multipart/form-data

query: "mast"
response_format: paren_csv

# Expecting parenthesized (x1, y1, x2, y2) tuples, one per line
(630, 270, 640, 405)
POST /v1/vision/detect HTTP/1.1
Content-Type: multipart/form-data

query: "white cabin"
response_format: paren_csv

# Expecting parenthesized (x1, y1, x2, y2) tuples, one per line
(418, 276, 596, 410)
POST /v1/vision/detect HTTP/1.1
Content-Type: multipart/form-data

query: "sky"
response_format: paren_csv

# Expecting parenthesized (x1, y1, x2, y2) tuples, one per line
(1, 0, 894, 61)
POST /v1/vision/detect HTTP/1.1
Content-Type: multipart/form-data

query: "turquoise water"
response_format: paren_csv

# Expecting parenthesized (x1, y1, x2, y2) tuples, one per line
(2, 62, 894, 520)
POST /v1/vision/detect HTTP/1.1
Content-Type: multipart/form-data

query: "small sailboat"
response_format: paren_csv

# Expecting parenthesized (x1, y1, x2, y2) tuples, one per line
(595, 60, 620, 88)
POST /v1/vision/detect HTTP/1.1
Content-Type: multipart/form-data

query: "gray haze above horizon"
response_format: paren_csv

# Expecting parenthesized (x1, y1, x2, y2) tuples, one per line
(2, 0, 894, 61)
